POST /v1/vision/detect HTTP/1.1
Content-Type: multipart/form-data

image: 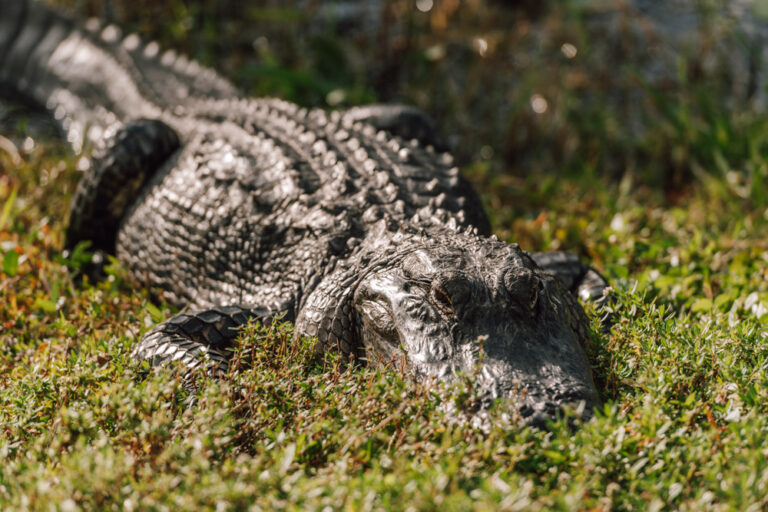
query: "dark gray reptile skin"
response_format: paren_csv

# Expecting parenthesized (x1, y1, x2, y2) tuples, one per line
(0, 0, 610, 427)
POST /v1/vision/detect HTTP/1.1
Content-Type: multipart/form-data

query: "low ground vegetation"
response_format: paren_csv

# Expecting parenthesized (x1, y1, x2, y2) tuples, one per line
(2, 1, 768, 510)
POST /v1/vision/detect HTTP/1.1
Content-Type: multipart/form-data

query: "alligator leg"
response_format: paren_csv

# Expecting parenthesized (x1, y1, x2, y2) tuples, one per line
(132, 305, 274, 377)
(65, 118, 180, 253)
(529, 251, 612, 329)
(342, 104, 446, 150)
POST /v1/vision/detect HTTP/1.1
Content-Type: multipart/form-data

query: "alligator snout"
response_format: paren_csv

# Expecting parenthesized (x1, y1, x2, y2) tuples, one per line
(435, 349, 599, 430)
(453, 323, 600, 427)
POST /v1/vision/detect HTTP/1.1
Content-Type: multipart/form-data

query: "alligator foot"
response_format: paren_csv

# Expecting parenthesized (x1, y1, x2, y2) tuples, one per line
(342, 104, 446, 150)
(65, 118, 180, 253)
(530, 251, 612, 330)
(132, 305, 270, 377)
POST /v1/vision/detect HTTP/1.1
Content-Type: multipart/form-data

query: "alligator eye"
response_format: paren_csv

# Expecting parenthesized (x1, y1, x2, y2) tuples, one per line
(431, 284, 454, 314)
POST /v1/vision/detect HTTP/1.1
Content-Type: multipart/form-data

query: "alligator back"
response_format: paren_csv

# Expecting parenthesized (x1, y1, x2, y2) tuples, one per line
(114, 100, 482, 314)
(0, 0, 238, 149)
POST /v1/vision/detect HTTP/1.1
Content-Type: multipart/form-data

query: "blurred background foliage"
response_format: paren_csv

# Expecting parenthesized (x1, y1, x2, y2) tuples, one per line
(49, 0, 768, 204)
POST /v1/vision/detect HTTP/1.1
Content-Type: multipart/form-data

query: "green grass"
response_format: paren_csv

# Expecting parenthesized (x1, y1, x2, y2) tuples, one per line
(2, 1, 768, 510)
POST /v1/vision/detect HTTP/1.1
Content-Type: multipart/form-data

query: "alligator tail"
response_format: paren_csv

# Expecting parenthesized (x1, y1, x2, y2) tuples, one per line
(0, 0, 119, 150)
(0, 0, 239, 150)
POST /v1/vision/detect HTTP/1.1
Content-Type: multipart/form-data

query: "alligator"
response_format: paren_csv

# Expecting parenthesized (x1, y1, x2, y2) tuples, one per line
(0, 0, 610, 427)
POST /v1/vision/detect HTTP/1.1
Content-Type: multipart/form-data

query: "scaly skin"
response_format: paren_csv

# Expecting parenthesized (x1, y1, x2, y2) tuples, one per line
(0, 0, 610, 427)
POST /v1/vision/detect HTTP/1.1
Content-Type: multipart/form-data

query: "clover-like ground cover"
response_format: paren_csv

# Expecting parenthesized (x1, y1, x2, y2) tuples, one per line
(2, 1, 768, 510)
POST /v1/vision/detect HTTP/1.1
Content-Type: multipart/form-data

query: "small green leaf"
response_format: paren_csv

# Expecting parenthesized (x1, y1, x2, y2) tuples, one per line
(714, 292, 736, 309)
(690, 298, 713, 313)
(0, 185, 18, 230)
(34, 298, 57, 313)
(145, 302, 164, 323)
(3, 249, 18, 276)
(61, 240, 93, 272)
(543, 450, 565, 464)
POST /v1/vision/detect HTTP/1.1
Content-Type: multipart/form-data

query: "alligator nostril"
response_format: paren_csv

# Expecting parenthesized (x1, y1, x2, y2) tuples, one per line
(518, 399, 594, 430)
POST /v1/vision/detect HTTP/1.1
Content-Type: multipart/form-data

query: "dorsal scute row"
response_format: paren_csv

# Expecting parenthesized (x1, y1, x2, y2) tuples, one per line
(80, 14, 239, 109)
(177, 93, 478, 240)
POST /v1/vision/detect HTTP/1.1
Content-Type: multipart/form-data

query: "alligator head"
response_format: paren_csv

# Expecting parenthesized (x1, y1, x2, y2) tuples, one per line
(296, 228, 600, 428)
